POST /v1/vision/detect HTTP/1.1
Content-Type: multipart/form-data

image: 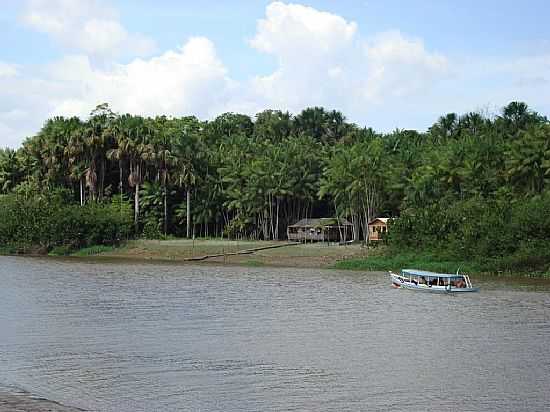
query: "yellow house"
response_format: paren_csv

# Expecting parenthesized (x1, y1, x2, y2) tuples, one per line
(368, 218, 391, 241)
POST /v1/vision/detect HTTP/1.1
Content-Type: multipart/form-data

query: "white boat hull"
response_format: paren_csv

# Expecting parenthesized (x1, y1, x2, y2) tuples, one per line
(390, 273, 478, 293)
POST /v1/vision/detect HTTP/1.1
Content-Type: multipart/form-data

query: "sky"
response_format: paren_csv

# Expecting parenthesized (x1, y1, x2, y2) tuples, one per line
(1, 0, 549, 148)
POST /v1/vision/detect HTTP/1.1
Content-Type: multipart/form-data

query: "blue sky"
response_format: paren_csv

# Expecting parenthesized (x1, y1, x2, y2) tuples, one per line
(1, 0, 549, 148)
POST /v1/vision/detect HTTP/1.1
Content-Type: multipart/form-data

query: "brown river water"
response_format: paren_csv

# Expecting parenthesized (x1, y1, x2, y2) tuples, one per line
(1, 256, 549, 411)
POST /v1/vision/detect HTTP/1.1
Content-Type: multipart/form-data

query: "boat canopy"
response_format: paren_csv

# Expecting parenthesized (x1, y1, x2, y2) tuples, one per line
(401, 269, 464, 279)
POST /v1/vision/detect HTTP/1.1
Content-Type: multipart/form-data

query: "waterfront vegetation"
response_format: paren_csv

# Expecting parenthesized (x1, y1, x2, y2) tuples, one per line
(1, 101, 550, 274)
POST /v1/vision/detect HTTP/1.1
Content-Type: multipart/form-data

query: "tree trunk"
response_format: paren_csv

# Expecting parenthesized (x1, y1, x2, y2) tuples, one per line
(186, 188, 191, 238)
(119, 163, 123, 206)
(275, 197, 280, 240)
(80, 178, 84, 206)
(163, 183, 168, 236)
(164, 191, 168, 236)
(134, 182, 140, 233)
(334, 201, 344, 243)
(100, 158, 105, 201)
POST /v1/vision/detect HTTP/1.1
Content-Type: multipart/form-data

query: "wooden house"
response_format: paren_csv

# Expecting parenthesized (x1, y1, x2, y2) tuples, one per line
(287, 218, 353, 242)
(368, 217, 391, 241)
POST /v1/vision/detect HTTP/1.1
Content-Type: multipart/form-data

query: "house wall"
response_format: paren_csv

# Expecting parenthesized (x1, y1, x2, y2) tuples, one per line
(368, 223, 387, 241)
(287, 226, 353, 242)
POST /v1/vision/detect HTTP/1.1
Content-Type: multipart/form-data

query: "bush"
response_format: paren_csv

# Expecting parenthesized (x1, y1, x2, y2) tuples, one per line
(0, 193, 133, 253)
(386, 194, 550, 273)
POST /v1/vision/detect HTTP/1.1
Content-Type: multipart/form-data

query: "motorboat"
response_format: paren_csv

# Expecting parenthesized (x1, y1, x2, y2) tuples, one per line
(390, 269, 478, 293)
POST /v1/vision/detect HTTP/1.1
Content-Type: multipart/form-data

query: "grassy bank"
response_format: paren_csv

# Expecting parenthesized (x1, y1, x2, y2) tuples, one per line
(5, 238, 550, 277)
(335, 252, 483, 274)
(334, 250, 550, 278)
(62, 238, 365, 268)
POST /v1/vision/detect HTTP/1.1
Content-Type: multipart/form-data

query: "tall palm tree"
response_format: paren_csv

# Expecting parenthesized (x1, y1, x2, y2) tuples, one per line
(173, 127, 198, 238)
(0, 148, 21, 193)
(151, 116, 177, 235)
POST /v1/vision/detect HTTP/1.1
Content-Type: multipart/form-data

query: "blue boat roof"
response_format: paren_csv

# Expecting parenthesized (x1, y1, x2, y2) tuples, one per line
(402, 269, 463, 278)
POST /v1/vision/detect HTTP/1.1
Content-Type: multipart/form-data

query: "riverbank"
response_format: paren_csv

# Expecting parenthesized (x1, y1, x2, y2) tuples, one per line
(75, 239, 367, 268)
(3, 238, 550, 277)
(0, 385, 83, 411)
(86, 241, 550, 277)
(335, 250, 550, 278)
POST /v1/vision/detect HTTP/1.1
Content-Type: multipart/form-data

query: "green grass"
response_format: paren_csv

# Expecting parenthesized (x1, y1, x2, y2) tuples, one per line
(72, 245, 117, 256)
(0, 245, 17, 255)
(334, 249, 550, 278)
(334, 252, 483, 274)
(48, 245, 74, 256)
(244, 259, 265, 267)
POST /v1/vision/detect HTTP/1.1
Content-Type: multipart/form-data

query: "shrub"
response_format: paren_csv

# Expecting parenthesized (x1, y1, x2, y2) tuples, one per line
(386, 194, 550, 273)
(0, 193, 133, 253)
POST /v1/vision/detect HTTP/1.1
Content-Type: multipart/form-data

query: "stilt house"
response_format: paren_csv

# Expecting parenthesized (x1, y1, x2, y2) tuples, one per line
(287, 218, 353, 242)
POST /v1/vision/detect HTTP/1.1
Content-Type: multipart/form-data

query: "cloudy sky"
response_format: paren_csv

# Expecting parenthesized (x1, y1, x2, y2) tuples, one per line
(1, 0, 549, 148)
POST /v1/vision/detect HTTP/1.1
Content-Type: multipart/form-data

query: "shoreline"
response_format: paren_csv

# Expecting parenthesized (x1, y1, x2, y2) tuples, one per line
(0, 385, 84, 412)
(1, 238, 549, 278)
(2, 252, 550, 281)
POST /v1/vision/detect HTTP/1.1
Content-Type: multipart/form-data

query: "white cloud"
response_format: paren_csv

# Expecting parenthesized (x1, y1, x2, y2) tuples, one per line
(22, 0, 156, 58)
(362, 30, 449, 101)
(2, 1, 549, 149)
(46, 37, 231, 119)
(250, 2, 357, 58)
(246, 2, 449, 118)
(0, 62, 19, 78)
(0, 110, 31, 148)
(0, 37, 234, 148)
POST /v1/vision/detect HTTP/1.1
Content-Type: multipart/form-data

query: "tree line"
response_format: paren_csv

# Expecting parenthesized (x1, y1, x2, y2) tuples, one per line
(1, 102, 549, 262)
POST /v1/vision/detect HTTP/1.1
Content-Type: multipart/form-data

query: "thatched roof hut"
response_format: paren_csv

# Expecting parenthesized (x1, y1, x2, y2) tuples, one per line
(287, 218, 353, 242)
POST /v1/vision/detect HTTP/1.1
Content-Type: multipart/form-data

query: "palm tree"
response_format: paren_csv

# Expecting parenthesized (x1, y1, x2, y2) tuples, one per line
(128, 116, 154, 232)
(173, 125, 199, 238)
(84, 104, 115, 201)
(505, 124, 550, 194)
(254, 110, 292, 142)
(64, 120, 87, 205)
(0, 149, 21, 193)
(150, 116, 177, 235)
(429, 113, 458, 143)
(106, 114, 132, 208)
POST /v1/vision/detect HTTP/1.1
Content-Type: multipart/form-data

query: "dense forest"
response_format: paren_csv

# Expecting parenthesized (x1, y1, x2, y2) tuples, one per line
(1, 102, 550, 271)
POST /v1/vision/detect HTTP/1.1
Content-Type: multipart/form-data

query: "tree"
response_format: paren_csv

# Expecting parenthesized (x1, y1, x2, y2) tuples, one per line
(0, 149, 21, 193)
(294, 107, 348, 144)
(173, 117, 202, 238)
(506, 124, 550, 194)
(254, 110, 292, 142)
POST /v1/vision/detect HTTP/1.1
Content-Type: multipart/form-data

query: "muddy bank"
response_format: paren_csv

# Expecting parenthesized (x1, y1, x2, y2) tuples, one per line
(90, 239, 367, 268)
(0, 385, 83, 412)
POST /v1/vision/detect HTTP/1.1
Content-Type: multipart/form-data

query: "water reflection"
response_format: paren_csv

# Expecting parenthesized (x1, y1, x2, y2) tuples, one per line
(0, 256, 549, 411)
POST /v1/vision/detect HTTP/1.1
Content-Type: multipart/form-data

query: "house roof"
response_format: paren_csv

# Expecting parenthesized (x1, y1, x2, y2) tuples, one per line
(368, 217, 391, 225)
(288, 218, 352, 228)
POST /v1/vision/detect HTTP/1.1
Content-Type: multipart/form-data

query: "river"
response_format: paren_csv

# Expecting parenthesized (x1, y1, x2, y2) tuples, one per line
(1, 256, 549, 411)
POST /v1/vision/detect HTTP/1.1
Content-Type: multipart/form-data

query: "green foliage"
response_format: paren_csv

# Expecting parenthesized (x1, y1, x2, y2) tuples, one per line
(48, 245, 74, 256)
(1, 100, 549, 271)
(0, 245, 17, 255)
(72, 245, 116, 256)
(0, 193, 132, 252)
(387, 195, 550, 273)
(334, 252, 484, 274)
